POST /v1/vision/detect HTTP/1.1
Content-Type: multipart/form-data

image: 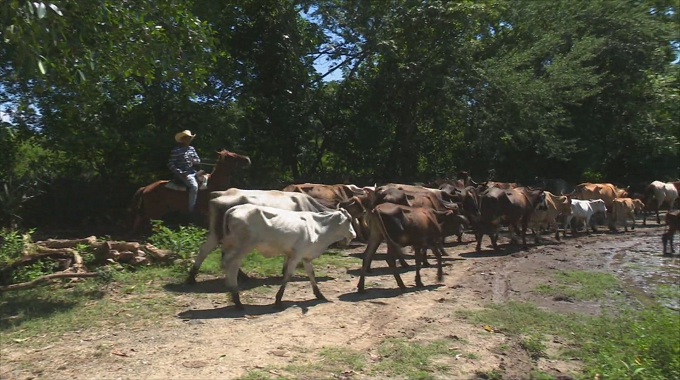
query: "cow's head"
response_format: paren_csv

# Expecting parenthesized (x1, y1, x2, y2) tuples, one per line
(339, 195, 372, 218)
(526, 188, 547, 211)
(334, 208, 357, 247)
(555, 194, 573, 215)
(632, 199, 645, 215)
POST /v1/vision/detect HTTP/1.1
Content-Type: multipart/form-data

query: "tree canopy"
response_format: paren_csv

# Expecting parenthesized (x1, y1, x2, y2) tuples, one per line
(1, 0, 678, 228)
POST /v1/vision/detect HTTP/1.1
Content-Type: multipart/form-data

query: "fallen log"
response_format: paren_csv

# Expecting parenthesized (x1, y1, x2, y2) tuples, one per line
(142, 244, 173, 261)
(0, 272, 99, 292)
(38, 236, 98, 249)
(106, 241, 140, 252)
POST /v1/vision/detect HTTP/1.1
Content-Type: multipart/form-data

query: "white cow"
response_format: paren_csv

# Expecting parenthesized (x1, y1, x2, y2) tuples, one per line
(187, 189, 334, 284)
(563, 199, 607, 236)
(643, 181, 679, 225)
(217, 205, 356, 309)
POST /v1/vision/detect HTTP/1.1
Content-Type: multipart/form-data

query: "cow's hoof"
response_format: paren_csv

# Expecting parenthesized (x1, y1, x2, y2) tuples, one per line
(415, 281, 425, 288)
(233, 303, 245, 311)
(273, 302, 285, 310)
(185, 276, 197, 285)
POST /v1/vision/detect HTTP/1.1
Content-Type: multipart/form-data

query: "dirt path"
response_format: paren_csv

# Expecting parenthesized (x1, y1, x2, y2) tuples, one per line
(1, 224, 677, 380)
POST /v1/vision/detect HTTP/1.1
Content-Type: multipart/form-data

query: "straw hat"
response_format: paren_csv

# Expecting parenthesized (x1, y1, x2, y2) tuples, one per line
(174, 130, 196, 143)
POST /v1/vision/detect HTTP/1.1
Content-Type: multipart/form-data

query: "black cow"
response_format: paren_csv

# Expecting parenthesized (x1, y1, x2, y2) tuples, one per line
(476, 187, 546, 251)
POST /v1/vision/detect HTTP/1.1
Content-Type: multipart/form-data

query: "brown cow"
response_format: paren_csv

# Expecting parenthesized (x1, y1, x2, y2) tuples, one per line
(282, 183, 364, 208)
(529, 191, 572, 241)
(609, 198, 640, 232)
(662, 210, 679, 254)
(571, 183, 626, 210)
(283, 183, 368, 240)
(356, 203, 458, 292)
(476, 187, 546, 251)
(375, 187, 457, 212)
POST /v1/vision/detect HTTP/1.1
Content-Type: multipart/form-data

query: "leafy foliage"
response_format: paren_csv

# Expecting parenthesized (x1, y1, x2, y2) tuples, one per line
(1, 0, 678, 228)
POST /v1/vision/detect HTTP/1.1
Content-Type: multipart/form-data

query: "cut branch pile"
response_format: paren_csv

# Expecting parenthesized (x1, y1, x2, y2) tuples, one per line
(0, 236, 177, 292)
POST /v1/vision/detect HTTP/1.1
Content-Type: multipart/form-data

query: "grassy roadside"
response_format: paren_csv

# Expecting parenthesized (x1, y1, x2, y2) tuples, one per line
(460, 270, 680, 380)
(0, 225, 359, 347)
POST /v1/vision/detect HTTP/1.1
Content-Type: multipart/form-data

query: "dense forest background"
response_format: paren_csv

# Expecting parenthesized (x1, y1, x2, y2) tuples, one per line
(1, 0, 678, 230)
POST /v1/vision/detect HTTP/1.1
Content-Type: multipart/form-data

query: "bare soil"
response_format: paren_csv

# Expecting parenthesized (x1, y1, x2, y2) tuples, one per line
(1, 221, 678, 380)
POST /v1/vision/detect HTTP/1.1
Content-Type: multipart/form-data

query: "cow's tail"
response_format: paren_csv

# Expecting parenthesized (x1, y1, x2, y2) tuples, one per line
(370, 208, 403, 257)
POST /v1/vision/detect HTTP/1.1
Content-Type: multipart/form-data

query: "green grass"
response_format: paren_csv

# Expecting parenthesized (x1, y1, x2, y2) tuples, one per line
(319, 346, 366, 370)
(459, 301, 680, 379)
(239, 340, 463, 380)
(373, 338, 459, 380)
(533, 270, 619, 300)
(519, 335, 547, 360)
(529, 371, 556, 380)
(0, 266, 181, 346)
(239, 251, 360, 278)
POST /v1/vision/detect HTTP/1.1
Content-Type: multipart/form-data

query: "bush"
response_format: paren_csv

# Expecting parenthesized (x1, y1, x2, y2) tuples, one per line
(148, 221, 207, 272)
(0, 228, 57, 283)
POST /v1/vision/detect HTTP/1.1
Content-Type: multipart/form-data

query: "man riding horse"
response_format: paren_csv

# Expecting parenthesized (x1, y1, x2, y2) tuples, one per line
(129, 133, 251, 235)
(168, 130, 203, 224)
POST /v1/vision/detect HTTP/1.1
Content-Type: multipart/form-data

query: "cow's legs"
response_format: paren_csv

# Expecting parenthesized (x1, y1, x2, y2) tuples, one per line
(630, 212, 635, 231)
(386, 245, 406, 290)
(420, 248, 431, 267)
(553, 220, 561, 241)
(221, 250, 245, 310)
(187, 235, 219, 284)
(475, 231, 484, 251)
(490, 231, 499, 250)
(434, 244, 445, 282)
(564, 215, 573, 237)
(508, 223, 519, 245)
(357, 240, 379, 292)
(585, 215, 593, 234)
(302, 259, 327, 301)
(275, 256, 300, 309)
(521, 220, 529, 248)
(656, 201, 661, 224)
(414, 247, 424, 287)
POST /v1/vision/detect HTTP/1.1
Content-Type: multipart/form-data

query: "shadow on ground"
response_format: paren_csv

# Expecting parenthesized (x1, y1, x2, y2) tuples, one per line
(176, 299, 327, 319)
(164, 275, 334, 294)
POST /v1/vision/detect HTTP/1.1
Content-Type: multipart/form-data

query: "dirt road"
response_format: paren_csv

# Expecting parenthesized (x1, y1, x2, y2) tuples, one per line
(1, 223, 677, 380)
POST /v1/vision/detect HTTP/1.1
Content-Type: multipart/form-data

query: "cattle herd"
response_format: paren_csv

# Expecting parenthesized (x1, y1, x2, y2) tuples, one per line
(185, 175, 680, 309)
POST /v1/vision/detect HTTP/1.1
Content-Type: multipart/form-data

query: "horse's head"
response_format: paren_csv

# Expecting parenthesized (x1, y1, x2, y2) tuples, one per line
(208, 150, 251, 190)
(215, 149, 251, 169)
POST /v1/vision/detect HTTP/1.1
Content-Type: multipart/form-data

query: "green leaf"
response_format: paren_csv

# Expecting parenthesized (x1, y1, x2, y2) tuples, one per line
(37, 60, 46, 74)
(48, 3, 63, 16)
(35, 2, 47, 19)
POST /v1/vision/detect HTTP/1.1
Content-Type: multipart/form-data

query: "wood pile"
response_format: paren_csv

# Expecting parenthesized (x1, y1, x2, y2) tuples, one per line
(0, 236, 177, 292)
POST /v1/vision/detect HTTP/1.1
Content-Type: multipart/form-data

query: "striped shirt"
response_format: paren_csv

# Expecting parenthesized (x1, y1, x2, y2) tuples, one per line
(168, 145, 200, 177)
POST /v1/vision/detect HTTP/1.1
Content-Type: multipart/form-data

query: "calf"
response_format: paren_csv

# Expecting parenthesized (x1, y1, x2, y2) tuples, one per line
(476, 187, 546, 251)
(529, 192, 572, 241)
(217, 205, 356, 309)
(662, 210, 680, 254)
(357, 203, 454, 292)
(563, 199, 607, 236)
(187, 189, 333, 284)
(609, 198, 639, 232)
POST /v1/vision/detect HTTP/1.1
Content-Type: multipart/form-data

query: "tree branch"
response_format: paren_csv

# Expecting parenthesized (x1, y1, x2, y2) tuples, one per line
(0, 272, 99, 292)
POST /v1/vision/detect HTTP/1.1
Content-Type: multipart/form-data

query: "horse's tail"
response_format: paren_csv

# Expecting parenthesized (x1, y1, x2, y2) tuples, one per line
(129, 186, 146, 232)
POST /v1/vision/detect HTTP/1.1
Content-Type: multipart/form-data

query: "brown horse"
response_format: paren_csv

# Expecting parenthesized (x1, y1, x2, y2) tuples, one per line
(130, 150, 251, 234)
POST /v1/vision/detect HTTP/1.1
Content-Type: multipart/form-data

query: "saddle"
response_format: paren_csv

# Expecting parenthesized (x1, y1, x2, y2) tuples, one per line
(165, 170, 209, 191)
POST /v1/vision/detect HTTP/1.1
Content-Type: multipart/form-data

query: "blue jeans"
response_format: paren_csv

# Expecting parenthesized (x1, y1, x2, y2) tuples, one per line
(179, 173, 199, 212)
